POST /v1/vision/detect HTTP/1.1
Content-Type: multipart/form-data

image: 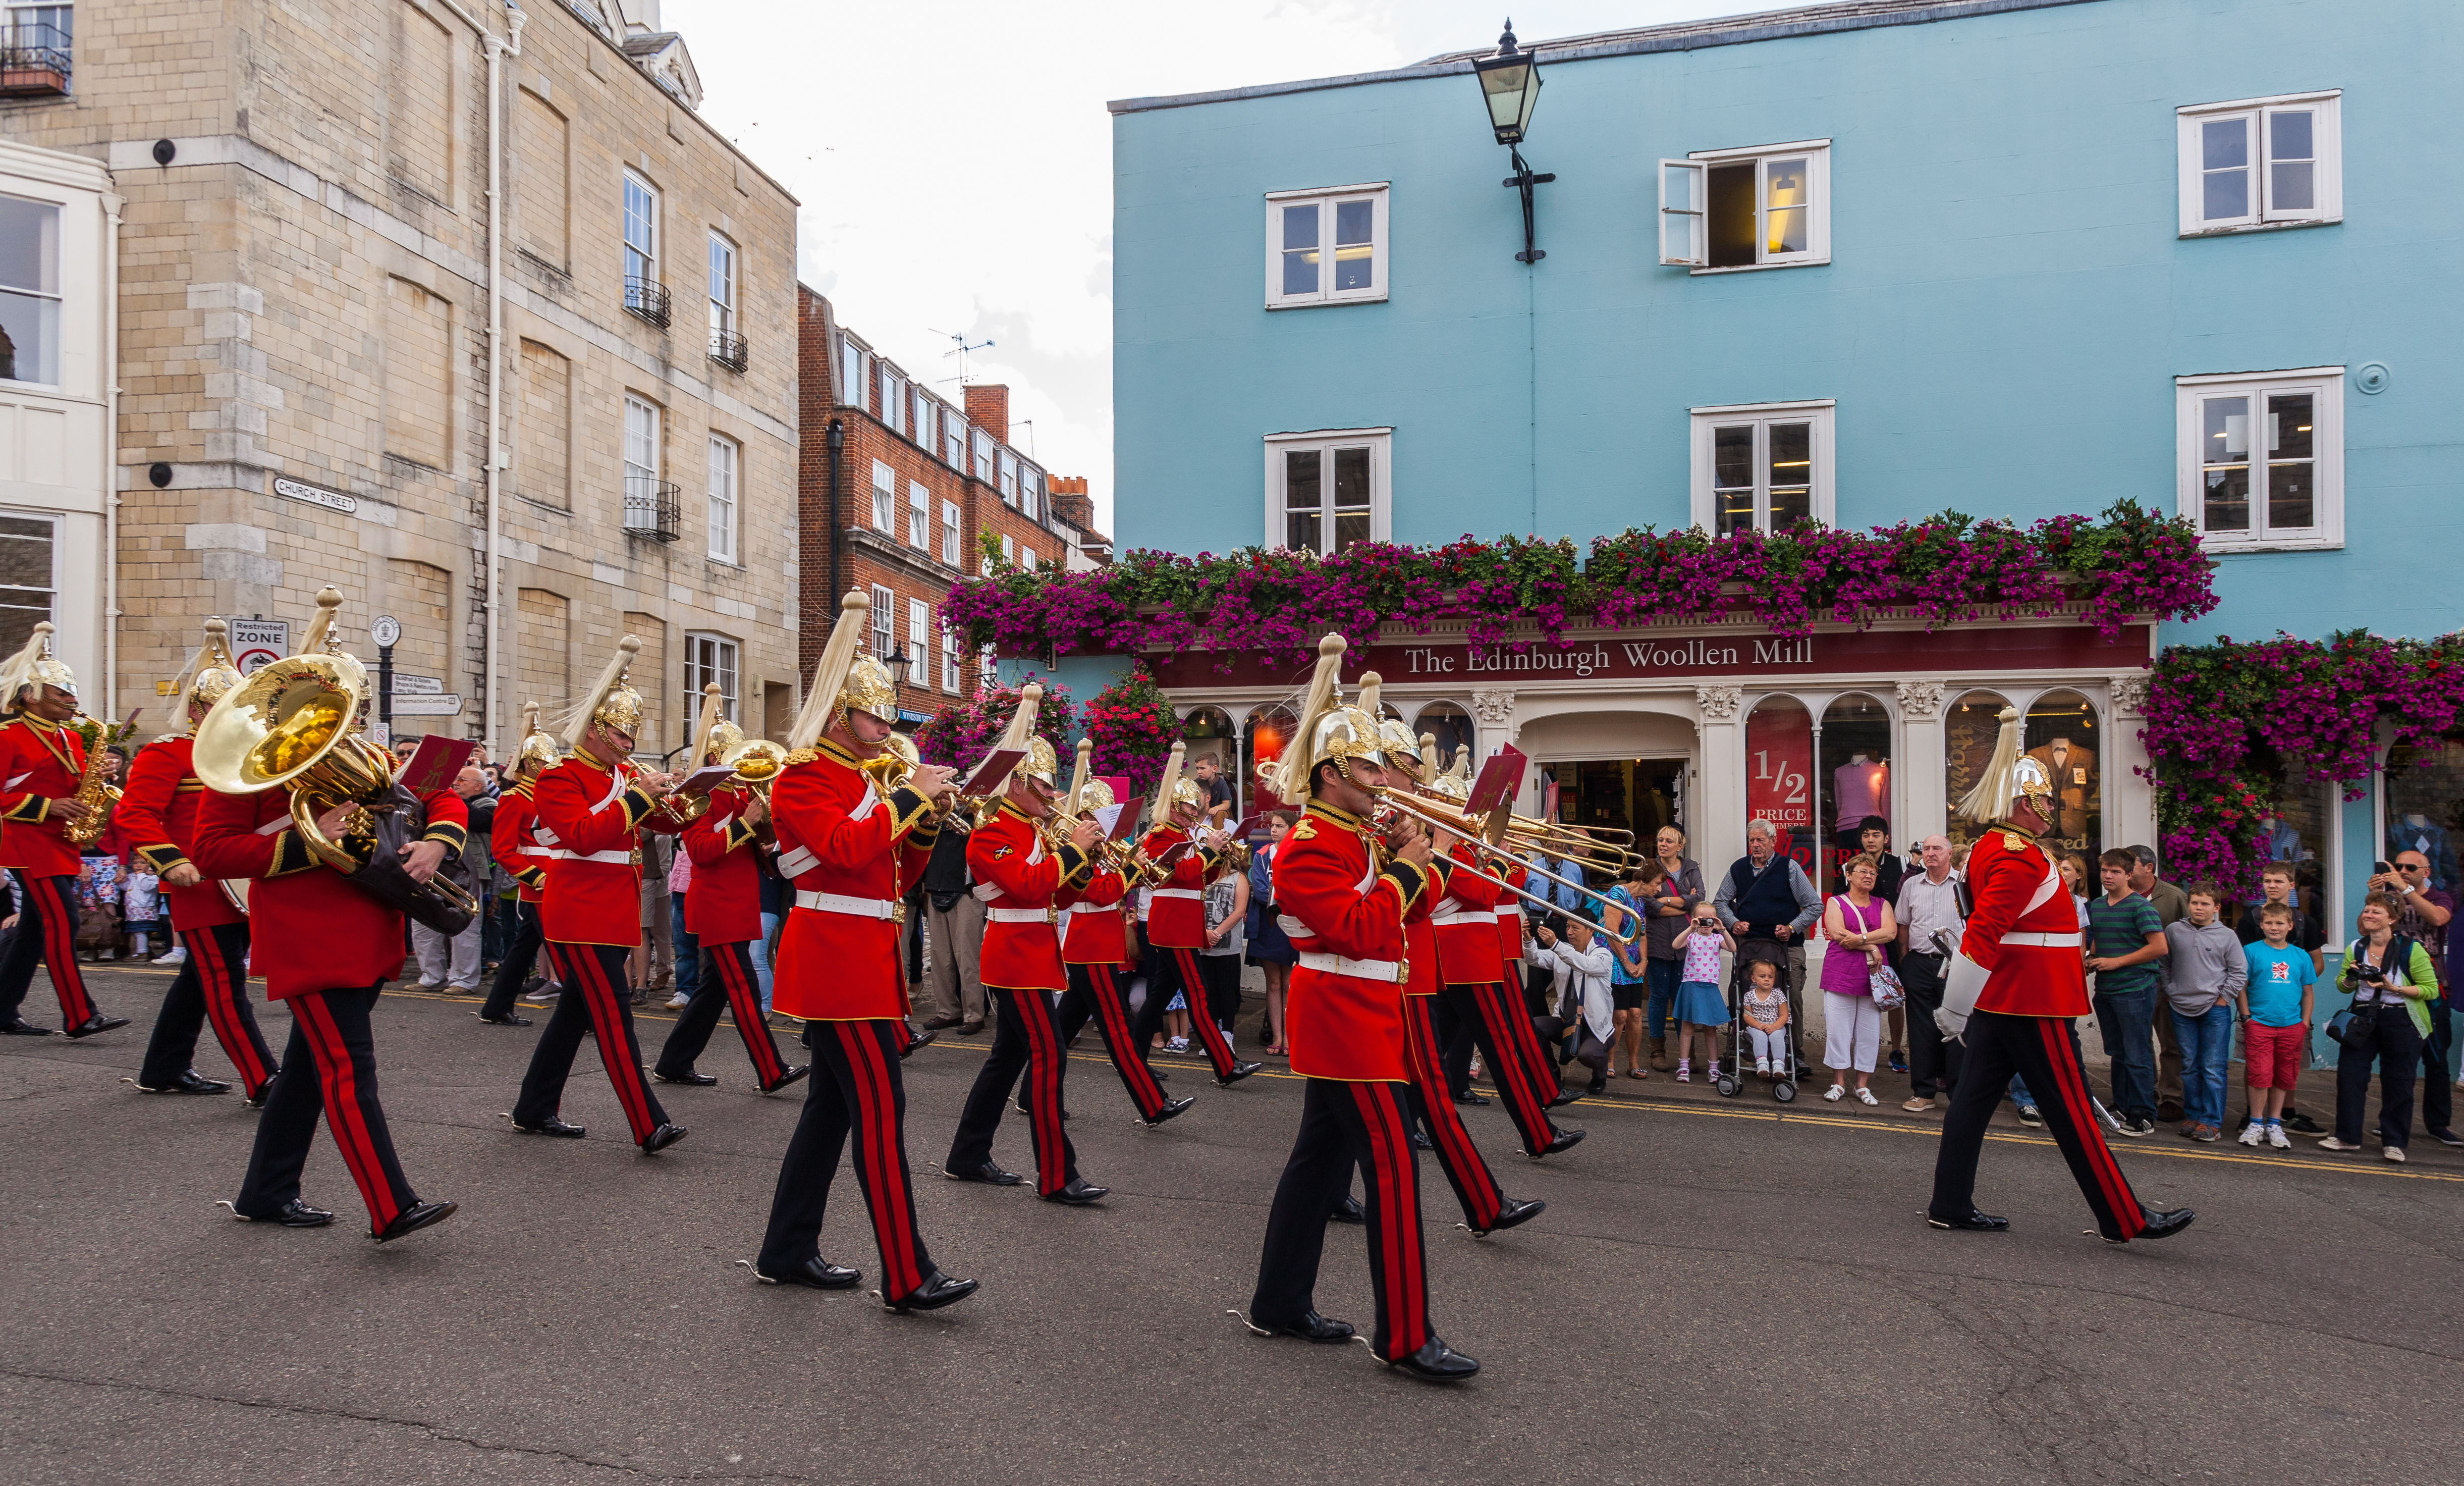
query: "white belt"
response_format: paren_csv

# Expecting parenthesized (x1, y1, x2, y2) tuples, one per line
(550, 848, 633, 865)
(2002, 930, 2082, 948)
(1296, 950, 1404, 984)
(985, 906, 1058, 925)
(1152, 888, 1201, 901)
(1436, 907, 1497, 925)
(795, 890, 898, 919)
(776, 845, 819, 878)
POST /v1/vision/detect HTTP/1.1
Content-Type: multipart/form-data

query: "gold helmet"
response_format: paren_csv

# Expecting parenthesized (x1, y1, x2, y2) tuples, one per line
(514, 701, 561, 774)
(1954, 707, 2053, 827)
(1, 619, 76, 708)
(788, 591, 900, 750)
(1377, 718, 1423, 773)
(707, 718, 746, 763)
(561, 636, 645, 749)
(178, 618, 245, 718)
(1080, 777, 1117, 813)
(1427, 747, 1471, 804)
(1266, 634, 1385, 801)
(981, 681, 1052, 791)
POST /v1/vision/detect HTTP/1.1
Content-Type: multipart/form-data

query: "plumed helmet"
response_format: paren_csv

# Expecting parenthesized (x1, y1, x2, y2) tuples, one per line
(840, 654, 900, 730)
(1376, 717, 1422, 770)
(1168, 774, 1205, 808)
(706, 719, 746, 762)
(1308, 705, 1387, 777)
(182, 618, 245, 714)
(1, 620, 74, 708)
(1080, 778, 1117, 812)
(1267, 634, 1386, 800)
(559, 635, 645, 748)
(1022, 735, 1060, 787)
(1953, 707, 2051, 826)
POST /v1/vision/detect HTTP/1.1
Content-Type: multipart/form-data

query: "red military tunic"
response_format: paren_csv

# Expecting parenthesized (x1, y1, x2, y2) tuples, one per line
(1434, 841, 1508, 986)
(489, 778, 548, 902)
(1402, 857, 1443, 997)
(115, 735, 244, 931)
(191, 780, 469, 1001)
(1061, 864, 1131, 967)
(969, 801, 1090, 992)
(0, 715, 88, 878)
(1958, 826, 2090, 1019)
(1276, 800, 1427, 1083)
(1491, 857, 1529, 965)
(1140, 822, 1222, 949)
(769, 739, 938, 1022)
(533, 753, 687, 946)
(684, 785, 766, 945)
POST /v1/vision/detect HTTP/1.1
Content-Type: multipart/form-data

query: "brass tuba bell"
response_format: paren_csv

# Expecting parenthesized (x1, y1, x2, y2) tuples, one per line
(721, 736, 790, 801)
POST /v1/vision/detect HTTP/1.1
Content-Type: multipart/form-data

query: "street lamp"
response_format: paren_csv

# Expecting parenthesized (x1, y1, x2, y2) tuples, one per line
(1473, 20, 1553, 263)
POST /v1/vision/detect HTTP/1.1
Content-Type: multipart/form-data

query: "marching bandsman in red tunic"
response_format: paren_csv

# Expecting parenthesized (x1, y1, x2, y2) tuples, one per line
(1127, 744, 1262, 1087)
(192, 590, 463, 1241)
(751, 592, 975, 1310)
(1051, 741, 1193, 1127)
(122, 619, 276, 1100)
(1371, 710, 1542, 1237)
(1929, 707, 2194, 1244)
(653, 692, 804, 1093)
(476, 703, 557, 1027)
(1427, 759, 1581, 1160)
(1243, 635, 1476, 1381)
(0, 622, 125, 1039)
(506, 636, 702, 1155)
(943, 686, 1111, 1203)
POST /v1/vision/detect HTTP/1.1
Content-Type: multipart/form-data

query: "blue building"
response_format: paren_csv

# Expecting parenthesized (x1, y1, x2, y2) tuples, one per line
(1091, 0, 2464, 970)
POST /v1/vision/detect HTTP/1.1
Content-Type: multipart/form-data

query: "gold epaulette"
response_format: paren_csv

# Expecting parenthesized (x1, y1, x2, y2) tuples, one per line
(784, 748, 822, 766)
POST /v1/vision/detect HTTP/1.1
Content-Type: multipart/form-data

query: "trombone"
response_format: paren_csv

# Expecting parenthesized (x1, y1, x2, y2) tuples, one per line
(1370, 788, 1640, 947)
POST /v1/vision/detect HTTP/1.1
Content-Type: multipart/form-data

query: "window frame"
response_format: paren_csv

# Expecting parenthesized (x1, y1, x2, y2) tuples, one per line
(705, 232, 736, 336)
(1659, 140, 1832, 273)
(999, 449, 1018, 507)
(1688, 400, 1836, 534)
(2176, 91, 2342, 237)
(869, 583, 896, 665)
(879, 367, 905, 438)
(906, 479, 928, 549)
(839, 334, 868, 410)
(906, 598, 931, 686)
(2174, 366, 2344, 553)
(943, 412, 966, 470)
(704, 433, 738, 564)
(941, 498, 961, 566)
(970, 428, 994, 485)
(941, 616, 961, 694)
(1262, 427, 1393, 556)
(0, 190, 61, 388)
(0, 507, 60, 652)
(1264, 182, 1390, 309)
(682, 632, 739, 723)
(869, 458, 895, 534)
(622, 171, 659, 286)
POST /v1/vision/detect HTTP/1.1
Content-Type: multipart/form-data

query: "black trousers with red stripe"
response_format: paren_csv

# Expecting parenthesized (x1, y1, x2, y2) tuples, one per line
(1056, 962, 1169, 1121)
(1251, 1078, 1434, 1363)
(1401, 993, 1505, 1230)
(235, 983, 420, 1233)
(0, 870, 95, 1029)
(1931, 1010, 2147, 1242)
(479, 900, 545, 1020)
(513, 942, 671, 1144)
(139, 921, 275, 1096)
(758, 1017, 937, 1298)
(1128, 944, 1241, 1078)
(1445, 981, 1563, 1154)
(655, 939, 789, 1086)
(946, 985, 1079, 1195)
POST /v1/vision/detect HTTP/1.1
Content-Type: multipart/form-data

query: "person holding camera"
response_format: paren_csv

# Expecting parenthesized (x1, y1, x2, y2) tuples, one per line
(2320, 891, 2439, 1163)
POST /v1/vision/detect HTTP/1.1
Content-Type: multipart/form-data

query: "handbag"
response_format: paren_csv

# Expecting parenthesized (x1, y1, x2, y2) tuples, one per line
(1867, 961, 1907, 1010)
(2326, 1006, 2359, 1045)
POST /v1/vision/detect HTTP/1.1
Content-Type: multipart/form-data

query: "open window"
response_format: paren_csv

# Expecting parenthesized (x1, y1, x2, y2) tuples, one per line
(1660, 142, 1828, 271)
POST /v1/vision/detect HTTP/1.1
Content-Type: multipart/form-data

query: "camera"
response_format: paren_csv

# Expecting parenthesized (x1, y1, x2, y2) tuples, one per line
(2352, 961, 2388, 983)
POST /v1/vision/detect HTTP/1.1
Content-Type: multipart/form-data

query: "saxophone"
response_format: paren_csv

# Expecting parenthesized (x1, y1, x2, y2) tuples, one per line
(60, 715, 122, 846)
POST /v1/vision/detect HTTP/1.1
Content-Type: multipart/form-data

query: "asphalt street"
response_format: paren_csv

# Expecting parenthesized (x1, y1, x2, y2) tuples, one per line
(4, 964, 2459, 1485)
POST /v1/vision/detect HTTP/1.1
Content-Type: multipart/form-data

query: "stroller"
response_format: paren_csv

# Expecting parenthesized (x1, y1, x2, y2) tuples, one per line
(1715, 938, 1798, 1103)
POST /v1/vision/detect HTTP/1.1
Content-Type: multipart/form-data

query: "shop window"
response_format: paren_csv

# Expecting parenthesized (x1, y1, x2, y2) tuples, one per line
(2381, 745, 2464, 948)
(1817, 693, 1893, 896)
(1244, 705, 1298, 812)
(1943, 689, 2013, 863)
(1181, 705, 1237, 817)
(1550, 759, 1684, 847)
(2231, 777, 2337, 940)
(1744, 695, 1817, 877)
(2024, 689, 2102, 856)
(1412, 701, 1474, 780)
(1691, 402, 1833, 535)
(2176, 368, 2342, 551)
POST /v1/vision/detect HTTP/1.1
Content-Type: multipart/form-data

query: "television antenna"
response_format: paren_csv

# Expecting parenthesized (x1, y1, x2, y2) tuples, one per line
(929, 328, 994, 385)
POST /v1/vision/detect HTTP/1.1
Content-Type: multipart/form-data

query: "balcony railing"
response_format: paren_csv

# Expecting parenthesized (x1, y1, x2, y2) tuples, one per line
(708, 329, 748, 374)
(622, 475, 681, 542)
(0, 23, 71, 98)
(623, 277, 671, 329)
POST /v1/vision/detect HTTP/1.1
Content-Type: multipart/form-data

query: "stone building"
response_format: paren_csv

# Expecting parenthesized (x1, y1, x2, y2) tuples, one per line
(797, 284, 1106, 724)
(0, 0, 800, 756)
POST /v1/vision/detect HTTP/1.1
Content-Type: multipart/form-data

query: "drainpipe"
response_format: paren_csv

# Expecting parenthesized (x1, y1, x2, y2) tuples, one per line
(827, 418, 845, 604)
(479, 2, 526, 757)
(102, 189, 122, 721)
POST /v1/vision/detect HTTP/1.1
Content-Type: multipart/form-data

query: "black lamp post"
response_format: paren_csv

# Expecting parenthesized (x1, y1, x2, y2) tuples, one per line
(1473, 20, 1551, 263)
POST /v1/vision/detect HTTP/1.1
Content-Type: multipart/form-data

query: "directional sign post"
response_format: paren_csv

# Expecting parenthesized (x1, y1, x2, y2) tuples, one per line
(390, 693, 464, 718)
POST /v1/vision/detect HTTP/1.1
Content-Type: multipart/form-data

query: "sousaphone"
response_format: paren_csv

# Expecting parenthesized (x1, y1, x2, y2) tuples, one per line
(192, 652, 479, 934)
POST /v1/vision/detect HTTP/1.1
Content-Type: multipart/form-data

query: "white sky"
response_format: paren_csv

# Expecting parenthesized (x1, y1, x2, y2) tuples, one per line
(667, 1, 1740, 537)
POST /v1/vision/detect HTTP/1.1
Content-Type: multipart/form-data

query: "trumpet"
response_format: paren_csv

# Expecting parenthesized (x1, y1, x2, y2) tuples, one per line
(1370, 789, 1640, 947)
(720, 737, 790, 803)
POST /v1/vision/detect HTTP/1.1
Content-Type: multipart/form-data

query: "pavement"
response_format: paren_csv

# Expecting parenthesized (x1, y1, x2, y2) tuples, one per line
(5, 961, 2461, 1485)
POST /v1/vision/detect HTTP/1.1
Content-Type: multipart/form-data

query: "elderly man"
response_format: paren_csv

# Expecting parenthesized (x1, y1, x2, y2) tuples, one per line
(411, 765, 492, 994)
(1713, 819, 1820, 1062)
(1896, 834, 1966, 1112)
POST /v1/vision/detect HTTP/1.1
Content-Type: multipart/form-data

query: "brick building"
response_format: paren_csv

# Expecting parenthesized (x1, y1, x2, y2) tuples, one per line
(797, 285, 1108, 723)
(0, 0, 801, 757)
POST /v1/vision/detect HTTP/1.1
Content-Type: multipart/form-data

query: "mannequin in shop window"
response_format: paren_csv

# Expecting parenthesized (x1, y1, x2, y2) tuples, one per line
(1833, 755, 1888, 843)
(2021, 732, 2097, 845)
(2387, 813, 2457, 894)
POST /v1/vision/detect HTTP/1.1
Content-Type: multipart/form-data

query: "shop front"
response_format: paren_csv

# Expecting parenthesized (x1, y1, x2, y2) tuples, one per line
(1143, 607, 2162, 896)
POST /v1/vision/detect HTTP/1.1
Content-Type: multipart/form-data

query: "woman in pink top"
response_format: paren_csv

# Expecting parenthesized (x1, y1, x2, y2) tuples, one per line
(1819, 853, 1897, 1105)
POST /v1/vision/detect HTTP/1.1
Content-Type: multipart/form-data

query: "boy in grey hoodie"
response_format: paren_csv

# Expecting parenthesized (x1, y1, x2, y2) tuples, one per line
(2163, 884, 2248, 1142)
